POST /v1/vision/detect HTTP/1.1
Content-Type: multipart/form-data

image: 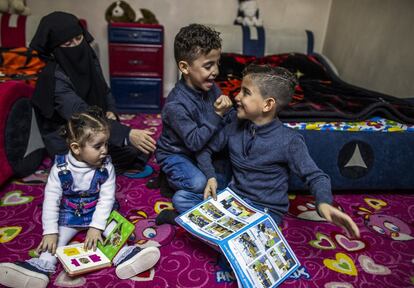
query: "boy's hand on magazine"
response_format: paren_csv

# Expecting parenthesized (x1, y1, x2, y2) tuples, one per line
(85, 227, 103, 251)
(129, 129, 156, 154)
(204, 177, 218, 201)
(318, 203, 360, 239)
(37, 234, 58, 255)
(214, 95, 233, 117)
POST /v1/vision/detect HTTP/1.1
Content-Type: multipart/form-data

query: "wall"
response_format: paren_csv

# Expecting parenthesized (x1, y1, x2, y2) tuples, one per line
(323, 0, 414, 98)
(28, 0, 331, 97)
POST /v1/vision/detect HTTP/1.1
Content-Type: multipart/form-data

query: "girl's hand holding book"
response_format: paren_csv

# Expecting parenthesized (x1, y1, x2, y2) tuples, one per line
(84, 227, 103, 251)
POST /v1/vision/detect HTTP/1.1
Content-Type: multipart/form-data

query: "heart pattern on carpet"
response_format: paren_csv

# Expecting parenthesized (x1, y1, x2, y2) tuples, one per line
(309, 232, 336, 250)
(0, 190, 34, 206)
(54, 270, 86, 287)
(324, 282, 354, 288)
(323, 253, 358, 276)
(0, 226, 22, 243)
(358, 255, 391, 275)
(332, 232, 368, 252)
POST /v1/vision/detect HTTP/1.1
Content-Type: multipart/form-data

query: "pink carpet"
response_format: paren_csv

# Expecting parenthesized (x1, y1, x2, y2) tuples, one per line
(0, 113, 413, 287)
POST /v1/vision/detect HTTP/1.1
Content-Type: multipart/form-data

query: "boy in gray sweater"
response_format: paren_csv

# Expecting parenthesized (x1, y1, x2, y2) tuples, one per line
(178, 64, 359, 238)
(155, 24, 233, 224)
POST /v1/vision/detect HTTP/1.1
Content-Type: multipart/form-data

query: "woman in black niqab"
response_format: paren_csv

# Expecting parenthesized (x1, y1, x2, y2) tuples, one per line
(31, 11, 108, 117)
(30, 11, 155, 174)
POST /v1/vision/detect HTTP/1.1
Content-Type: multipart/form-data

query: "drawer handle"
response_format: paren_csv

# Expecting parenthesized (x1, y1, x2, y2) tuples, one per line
(128, 59, 143, 65)
(129, 92, 143, 98)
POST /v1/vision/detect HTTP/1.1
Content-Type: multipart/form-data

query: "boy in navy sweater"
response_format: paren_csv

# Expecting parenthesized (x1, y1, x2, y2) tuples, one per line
(155, 24, 233, 224)
(180, 64, 360, 238)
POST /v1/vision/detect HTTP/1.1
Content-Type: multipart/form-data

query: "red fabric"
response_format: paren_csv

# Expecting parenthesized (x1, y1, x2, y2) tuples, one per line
(109, 22, 162, 29)
(1, 13, 26, 48)
(0, 14, 87, 48)
(0, 81, 34, 186)
(79, 19, 87, 30)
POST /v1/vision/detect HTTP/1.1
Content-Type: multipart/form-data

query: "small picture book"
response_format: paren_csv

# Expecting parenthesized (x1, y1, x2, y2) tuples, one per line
(56, 210, 135, 276)
(175, 188, 300, 288)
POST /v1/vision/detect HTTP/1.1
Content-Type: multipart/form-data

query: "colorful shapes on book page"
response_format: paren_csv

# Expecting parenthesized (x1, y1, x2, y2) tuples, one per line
(89, 254, 101, 263)
(309, 232, 336, 250)
(323, 253, 357, 276)
(54, 270, 86, 287)
(0, 190, 33, 206)
(0, 226, 22, 243)
(358, 255, 391, 275)
(78, 257, 90, 264)
(64, 247, 80, 256)
(71, 259, 80, 267)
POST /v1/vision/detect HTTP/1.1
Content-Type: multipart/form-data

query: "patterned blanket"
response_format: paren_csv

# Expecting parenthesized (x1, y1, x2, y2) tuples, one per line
(217, 53, 414, 124)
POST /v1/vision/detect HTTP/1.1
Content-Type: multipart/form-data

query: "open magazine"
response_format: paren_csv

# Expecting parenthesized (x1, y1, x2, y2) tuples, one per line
(56, 210, 135, 276)
(175, 188, 300, 288)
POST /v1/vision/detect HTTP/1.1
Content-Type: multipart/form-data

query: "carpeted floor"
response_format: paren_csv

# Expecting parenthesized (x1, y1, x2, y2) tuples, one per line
(0, 113, 413, 288)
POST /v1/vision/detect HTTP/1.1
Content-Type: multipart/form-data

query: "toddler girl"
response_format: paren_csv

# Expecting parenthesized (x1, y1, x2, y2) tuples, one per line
(0, 107, 160, 288)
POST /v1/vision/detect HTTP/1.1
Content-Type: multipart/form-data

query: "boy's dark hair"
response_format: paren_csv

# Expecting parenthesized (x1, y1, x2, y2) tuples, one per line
(174, 24, 222, 64)
(61, 106, 109, 147)
(242, 64, 298, 113)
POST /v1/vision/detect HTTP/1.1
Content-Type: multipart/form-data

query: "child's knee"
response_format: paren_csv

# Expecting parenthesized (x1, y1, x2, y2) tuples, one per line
(172, 190, 185, 206)
(172, 190, 189, 213)
(188, 173, 206, 193)
(172, 190, 203, 214)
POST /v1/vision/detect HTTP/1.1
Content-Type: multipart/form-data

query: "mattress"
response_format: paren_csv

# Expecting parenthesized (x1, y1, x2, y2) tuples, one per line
(287, 118, 414, 190)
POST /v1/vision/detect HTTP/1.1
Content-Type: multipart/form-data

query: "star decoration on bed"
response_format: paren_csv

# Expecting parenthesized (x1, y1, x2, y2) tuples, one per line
(295, 70, 304, 79)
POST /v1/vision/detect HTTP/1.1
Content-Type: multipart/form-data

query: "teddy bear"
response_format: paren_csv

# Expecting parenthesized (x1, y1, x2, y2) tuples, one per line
(105, 0, 159, 24)
(234, 0, 262, 27)
(136, 8, 158, 25)
(0, 0, 31, 15)
(105, 0, 136, 23)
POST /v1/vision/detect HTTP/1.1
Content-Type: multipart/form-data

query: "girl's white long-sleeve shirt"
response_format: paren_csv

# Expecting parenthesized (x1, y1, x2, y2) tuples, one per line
(42, 152, 116, 235)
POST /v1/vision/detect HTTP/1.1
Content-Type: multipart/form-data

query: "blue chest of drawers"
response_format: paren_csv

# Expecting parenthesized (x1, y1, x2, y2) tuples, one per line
(108, 23, 164, 113)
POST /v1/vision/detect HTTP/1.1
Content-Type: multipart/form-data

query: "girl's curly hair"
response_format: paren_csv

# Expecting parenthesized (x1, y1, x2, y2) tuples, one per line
(60, 106, 110, 147)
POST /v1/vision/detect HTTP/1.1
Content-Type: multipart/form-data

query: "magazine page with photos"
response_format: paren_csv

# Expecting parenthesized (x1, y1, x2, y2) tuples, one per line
(175, 188, 264, 244)
(176, 188, 300, 287)
(222, 217, 299, 287)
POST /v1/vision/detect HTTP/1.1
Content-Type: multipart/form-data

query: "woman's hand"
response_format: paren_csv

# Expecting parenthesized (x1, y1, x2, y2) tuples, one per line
(204, 177, 218, 200)
(318, 203, 360, 238)
(129, 129, 156, 154)
(84, 227, 103, 251)
(106, 111, 117, 120)
(36, 234, 58, 255)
